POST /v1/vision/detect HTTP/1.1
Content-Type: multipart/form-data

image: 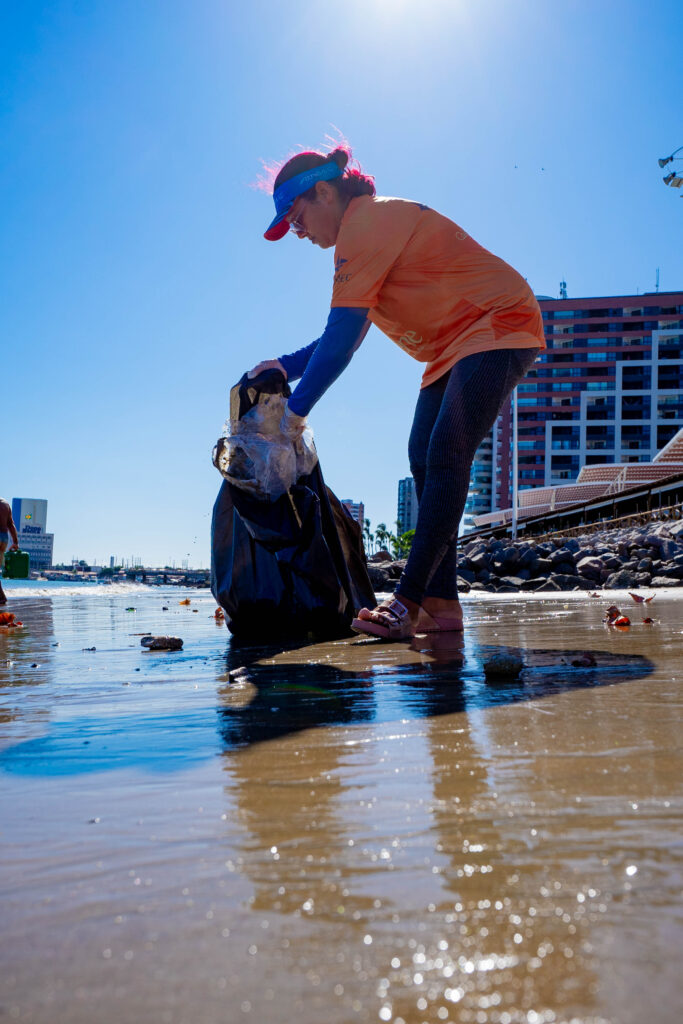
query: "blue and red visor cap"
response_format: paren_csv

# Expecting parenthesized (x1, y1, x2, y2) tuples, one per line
(264, 162, 343, 241)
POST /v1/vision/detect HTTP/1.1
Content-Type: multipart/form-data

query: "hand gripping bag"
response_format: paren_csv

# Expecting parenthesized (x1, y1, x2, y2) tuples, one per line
(211, 370, 375, 640)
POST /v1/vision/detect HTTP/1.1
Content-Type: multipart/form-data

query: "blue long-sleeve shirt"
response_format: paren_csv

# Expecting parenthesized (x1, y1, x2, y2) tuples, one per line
(278, 306, 370, 417)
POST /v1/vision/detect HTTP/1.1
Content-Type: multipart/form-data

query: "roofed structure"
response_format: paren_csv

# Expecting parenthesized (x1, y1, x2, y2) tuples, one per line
(471, 426, 683, 529)
(655, 427, 683, 464)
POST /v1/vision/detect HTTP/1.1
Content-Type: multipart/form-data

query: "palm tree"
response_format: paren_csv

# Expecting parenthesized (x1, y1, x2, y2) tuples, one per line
(363, 517, 374, 556)
(398, 529, 415, 558)
(375, 522, 389, 555)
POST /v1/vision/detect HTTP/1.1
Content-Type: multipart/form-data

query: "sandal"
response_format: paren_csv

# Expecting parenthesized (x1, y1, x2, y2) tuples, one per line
(351, 598, 415, 640)
(415, 607, 463, 634)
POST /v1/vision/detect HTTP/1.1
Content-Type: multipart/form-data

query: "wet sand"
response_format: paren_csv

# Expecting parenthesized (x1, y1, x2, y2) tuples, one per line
(1, 584, 682, 1024)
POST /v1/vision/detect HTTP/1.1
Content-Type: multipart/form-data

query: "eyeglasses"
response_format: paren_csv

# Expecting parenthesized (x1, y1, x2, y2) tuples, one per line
(287, 201, 306, 234)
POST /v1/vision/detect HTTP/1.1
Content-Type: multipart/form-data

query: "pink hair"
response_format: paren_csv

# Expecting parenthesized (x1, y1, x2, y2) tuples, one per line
(253, 133, 374, 197)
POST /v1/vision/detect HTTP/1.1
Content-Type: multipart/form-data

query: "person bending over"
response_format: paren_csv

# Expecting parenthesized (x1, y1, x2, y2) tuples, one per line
(248, 145, 544, 640)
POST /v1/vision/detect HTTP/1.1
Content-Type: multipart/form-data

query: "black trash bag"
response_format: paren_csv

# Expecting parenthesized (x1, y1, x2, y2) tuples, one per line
(211, 370, 375, 641)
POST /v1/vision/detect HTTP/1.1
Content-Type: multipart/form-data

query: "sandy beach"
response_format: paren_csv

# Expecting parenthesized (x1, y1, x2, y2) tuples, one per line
(1, 581, 682, 1023)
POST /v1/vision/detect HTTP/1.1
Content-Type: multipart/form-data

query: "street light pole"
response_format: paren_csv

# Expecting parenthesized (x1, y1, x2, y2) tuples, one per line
(658, 145, 683, 191)
(658, 145, 683, 168)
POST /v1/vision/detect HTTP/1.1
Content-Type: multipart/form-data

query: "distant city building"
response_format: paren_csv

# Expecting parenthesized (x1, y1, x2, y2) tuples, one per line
(12, 497, 54, 571)
(341, 499, 364, 530)
(463, 289, 683, 530)
(397, 477, 419, 534)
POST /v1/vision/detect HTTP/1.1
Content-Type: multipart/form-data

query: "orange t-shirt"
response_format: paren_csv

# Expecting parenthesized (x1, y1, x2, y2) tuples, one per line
(331, 196, 545, 387)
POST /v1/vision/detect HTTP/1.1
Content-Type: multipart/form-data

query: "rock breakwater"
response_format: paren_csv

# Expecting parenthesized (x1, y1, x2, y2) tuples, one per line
(367, 518, 683, 593)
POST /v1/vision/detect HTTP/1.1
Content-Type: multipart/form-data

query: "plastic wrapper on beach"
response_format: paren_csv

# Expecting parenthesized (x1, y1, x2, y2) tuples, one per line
(210, 370, 375, 641)
(212, 381, 317, 501)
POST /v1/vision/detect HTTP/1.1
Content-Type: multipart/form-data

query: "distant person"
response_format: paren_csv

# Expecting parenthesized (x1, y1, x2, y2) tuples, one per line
(248, 145, 545, 639)
(0, 498, 20, 605)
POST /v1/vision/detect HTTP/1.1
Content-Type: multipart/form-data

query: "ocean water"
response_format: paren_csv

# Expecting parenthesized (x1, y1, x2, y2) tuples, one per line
(1, 582, 682, 1023)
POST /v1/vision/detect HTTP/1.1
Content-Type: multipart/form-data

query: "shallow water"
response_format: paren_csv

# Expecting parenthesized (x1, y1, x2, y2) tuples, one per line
(1, 583, 682, 1023)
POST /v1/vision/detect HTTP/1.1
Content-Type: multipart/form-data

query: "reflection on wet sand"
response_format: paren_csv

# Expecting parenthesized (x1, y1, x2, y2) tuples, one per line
(214, 630, 662, 1022)
(0, 589, 682, 1023)
(0, 597, 54, 732)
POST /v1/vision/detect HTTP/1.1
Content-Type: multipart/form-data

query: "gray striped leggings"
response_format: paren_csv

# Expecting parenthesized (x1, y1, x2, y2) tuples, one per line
(397, 346, 540, 604)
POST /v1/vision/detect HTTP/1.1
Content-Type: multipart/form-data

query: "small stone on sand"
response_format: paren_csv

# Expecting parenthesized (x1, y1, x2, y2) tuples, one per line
(140, 635, 183, 651)
(483, 653, 523, 679)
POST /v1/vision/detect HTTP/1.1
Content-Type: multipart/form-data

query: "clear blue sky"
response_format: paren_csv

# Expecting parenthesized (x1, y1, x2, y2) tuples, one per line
(2, 0, 681, 567)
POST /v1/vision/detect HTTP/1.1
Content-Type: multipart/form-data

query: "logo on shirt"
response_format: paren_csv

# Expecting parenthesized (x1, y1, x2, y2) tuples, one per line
(334, 256, 352, 285)
(399, 330, 423, 348)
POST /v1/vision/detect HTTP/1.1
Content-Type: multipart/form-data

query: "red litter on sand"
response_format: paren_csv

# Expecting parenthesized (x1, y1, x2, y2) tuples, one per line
(604, 605, 630, 627)
(0, 611, 23, 628)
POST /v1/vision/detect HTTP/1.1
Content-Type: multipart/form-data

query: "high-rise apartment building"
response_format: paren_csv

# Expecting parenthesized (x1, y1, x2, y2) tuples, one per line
(12, 498, 54, 571)
(341, 499, 364, 531)
(463, 290, 683, 528)
(397, 477, 419, 534)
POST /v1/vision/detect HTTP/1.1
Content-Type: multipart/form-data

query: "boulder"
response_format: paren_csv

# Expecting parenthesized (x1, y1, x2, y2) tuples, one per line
(462, 540, 487, 557)
(644, 534, 677, 561)
(367, 564, 392, 590)
(552, 573, 589, 591)
(501, 546, 520, 567)
(569, 576, 596, 590)
(518, 547, 540, 570)
(653, 562, 683, 581)
(534, 579, 562, 592)
(534, 557, 554, 576)
(668, 520, 683, 541)
(576, 556, 605, 580)
(604, 569, 653, 589)
(497, 576, 527, 589)
(549, 547, 575, 566)
(649, 523, 674, 538)
(368, 549, 393, 562)
(519, 578, 548, 591)
(469, 551, 491, 572)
